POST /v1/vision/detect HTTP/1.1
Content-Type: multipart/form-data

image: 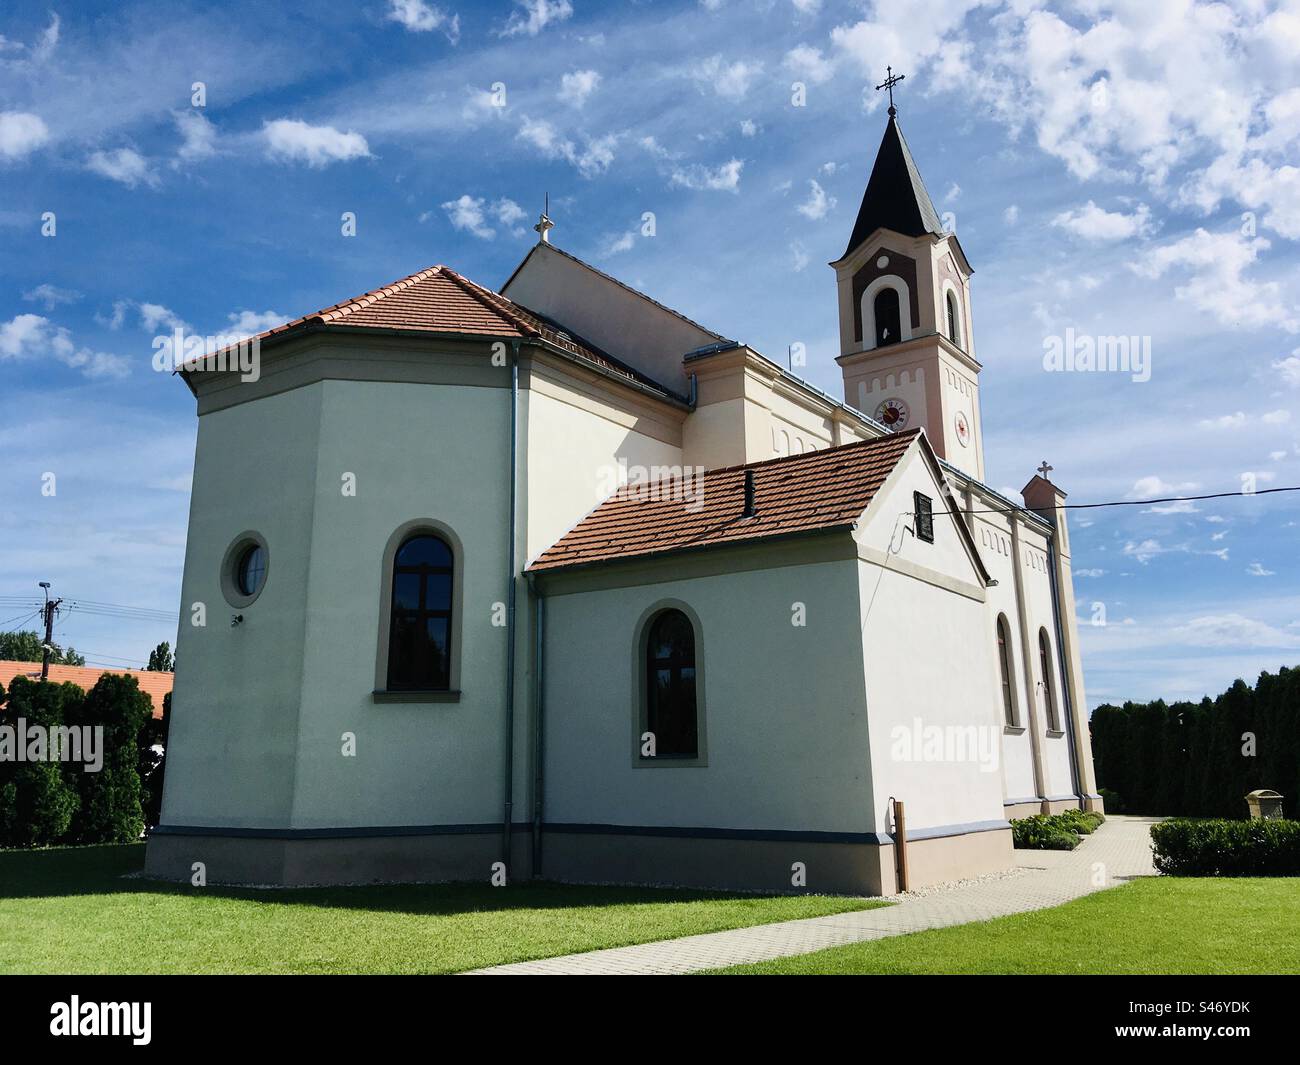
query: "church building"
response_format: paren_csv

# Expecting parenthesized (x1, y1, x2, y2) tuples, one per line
(148, 109, 1102, 895)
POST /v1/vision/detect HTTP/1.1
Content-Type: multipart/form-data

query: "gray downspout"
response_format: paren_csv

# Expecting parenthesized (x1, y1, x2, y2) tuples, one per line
(502, 339, 521, 869)
(1046, 541, 1082, 800)
(529, 574, 546, 878)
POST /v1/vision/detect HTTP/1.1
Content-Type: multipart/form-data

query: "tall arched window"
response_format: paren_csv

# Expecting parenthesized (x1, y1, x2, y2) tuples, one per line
(874, 287, 901, 347)
(1038, 628, 1060, 732)
(946, 290, 960, 346)
(387, 533, 454, 691)
(644, 609, 698, 758)
(996, 614, 1016, 727)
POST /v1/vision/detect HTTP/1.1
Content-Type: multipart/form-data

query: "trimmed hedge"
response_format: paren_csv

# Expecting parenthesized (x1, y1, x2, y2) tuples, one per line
(0, 673, 155, 848)
(1151, 818, 1300, 876)
(1091, 666, 1300, 819)
(1012, 814, 1080, 850)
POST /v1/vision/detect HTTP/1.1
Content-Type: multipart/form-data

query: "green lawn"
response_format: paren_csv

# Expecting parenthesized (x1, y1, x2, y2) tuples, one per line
(0, 844, 886, 974)
(712, 876, 1300, 974)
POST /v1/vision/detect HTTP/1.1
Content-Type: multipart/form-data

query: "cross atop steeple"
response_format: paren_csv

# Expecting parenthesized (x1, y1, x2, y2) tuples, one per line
(1037, 460, 1054, 481)
(534, 192, 554, 244)
(875, 66, 906, 117)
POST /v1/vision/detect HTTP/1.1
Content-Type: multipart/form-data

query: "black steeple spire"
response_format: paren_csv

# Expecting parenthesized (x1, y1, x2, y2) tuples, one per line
(843, 113, 945, 257)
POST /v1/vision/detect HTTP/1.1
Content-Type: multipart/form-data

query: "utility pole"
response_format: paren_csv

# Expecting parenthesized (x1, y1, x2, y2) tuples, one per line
(38, 582, 62, 681)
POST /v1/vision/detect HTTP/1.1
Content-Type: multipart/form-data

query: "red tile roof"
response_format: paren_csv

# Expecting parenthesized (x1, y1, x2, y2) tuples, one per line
(529, 429, 921, 571)
(0, 661, 172, 718)
(183, 264, 671, 393)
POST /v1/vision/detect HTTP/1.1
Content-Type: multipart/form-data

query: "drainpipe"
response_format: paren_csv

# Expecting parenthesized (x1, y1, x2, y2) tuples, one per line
(502, 339, 521, 870)
(528, 573, 546, 878)
(1046, 541, 1082, 801)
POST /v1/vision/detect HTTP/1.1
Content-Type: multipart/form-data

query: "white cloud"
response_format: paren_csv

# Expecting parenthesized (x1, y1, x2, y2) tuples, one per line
(795, 178, 835, 220)
(224, 310, 285, 338)
(0, 111, 49, 161)
(263, 119, 370, 167)
(601, 230, 637, 256)
(138, 302, 190, 334)
(1122, 538, 1171, 564)
(0, 313, 128, 378)
(670, 158, 744, 192)
(385, 0, 460, 41)
(1246, 562, 1275, 577)
(1262, 409, 1292, 425)
(739, 119, 758, 137)
(1129, 475, 1197, 497)
(174, 110, 216, 163)
(784, 44, 834, 86)
(792, 0, 820, 12)
(501, 0, 572, 38)
(1052, 201, 1153, 242)
(790, 242, 810, 272)
(1198, 412, 1247, 430)
(559, 69, 601, 108)
(440, 195, 529, 239)
(693, 55, 762, 100)
(1002, 204, 1019, 224)
(1075, 568, 1105, 577)
(1175, 614, 1299, 649)
(1130, 229, 1297, 333)
(87, 147, 158, 188)
(442, 194, 494, 239)
(1274, 350, 1300, 386)
(22, 284, 80, 310)
(517, 117, 617, 178)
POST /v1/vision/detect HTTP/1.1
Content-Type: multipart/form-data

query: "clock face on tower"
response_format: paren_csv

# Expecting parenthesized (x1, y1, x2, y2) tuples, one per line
(954, 410, 970, 447)
(875, 398, 910, 430)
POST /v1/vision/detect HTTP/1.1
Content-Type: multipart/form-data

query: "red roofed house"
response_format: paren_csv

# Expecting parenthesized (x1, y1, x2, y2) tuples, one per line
(0, 661, 172, 718)
(148, 113, 1100, 892)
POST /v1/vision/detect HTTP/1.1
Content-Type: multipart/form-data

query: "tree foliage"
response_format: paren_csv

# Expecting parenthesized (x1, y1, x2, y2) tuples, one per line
(0, 630, 85, 666)
(1092, 666, 1300, 819)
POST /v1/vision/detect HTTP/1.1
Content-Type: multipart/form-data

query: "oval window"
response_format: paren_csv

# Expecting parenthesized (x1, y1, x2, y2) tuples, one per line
(236, 543, 266, 596)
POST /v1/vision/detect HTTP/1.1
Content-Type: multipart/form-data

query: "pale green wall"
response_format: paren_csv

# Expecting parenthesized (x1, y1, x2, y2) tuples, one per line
(161, 384, 323, 827)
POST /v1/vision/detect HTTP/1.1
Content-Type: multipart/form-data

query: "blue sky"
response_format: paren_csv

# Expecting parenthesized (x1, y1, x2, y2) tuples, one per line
(1, 0, 1297, 707)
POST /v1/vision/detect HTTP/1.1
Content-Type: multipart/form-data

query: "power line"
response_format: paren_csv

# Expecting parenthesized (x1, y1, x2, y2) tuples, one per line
(946, 484, 1300, 518)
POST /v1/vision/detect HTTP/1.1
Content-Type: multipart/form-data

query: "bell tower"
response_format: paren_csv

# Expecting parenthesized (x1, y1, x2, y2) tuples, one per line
(832, 83, 985, 480)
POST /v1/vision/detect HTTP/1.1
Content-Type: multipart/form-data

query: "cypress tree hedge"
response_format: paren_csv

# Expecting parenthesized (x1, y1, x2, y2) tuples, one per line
(0, 672, 159, 848)
(1091, 666, 1300, 819)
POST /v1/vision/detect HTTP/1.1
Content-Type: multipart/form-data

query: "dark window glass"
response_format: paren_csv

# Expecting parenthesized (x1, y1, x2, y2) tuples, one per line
(644, 609, 698, 758)
(946, 291, 960, 345)
(914, 491, 934, 543)
(1039, 629, 1059, 731)
(874, 287, 901, 347)
(387, 534, 454, 691)
(997, 616, 1015, 726)
(237, 544, 266, 596)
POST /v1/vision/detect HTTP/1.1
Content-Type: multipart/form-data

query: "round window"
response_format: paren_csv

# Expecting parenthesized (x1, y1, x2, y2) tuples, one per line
(236, 544, 266, 596)
(221, 533, 269, 607)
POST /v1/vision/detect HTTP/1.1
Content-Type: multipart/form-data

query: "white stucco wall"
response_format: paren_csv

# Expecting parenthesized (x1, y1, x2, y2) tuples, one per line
(854, 445, 1007, 834)
(541, 554, 872, 833)
(521, 375, 683, 563)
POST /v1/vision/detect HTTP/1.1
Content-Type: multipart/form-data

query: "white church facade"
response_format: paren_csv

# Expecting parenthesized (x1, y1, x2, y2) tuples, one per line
(148, 112, 1101, 895)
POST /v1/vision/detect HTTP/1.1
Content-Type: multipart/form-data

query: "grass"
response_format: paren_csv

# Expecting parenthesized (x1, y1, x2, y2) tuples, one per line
(0, 844, 887, 974)
(711, 876, 1300, 974)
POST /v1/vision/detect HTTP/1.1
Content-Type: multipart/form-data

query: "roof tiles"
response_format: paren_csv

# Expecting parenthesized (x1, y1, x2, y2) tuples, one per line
(529, 429, 920, 572)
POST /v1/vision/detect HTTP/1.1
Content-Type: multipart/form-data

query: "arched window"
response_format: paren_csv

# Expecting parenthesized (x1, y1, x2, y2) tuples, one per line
(1038, 628, 1060, 732)
(874, 287, 901, 348)
(644, 609, 698, 758)
(946, 290, 960, 346)
(387, 533, 454, 691)
(996, 614, 1016, 727)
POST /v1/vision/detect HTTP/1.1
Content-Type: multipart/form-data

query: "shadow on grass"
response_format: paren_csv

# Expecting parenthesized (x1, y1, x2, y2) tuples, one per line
(0, 843, 868, 918)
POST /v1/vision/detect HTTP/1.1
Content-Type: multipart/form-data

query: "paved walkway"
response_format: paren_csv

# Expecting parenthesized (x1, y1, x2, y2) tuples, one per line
(467, 815, 1159, 975)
